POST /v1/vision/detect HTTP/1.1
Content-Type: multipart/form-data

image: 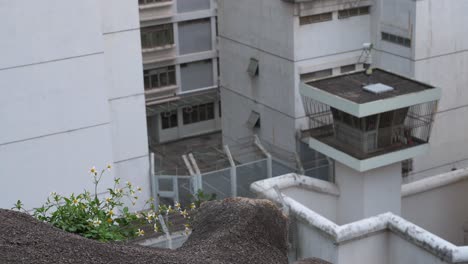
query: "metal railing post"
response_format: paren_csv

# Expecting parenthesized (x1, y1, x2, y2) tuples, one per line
(150, 152, 159, 208)
(224, 145, 237, 197)
(254, 135, 273, 178)
(173, 176, 179, 203)
(182, 154, 197, 194)
(294, 153, 305, 175)
(189, 153, 202, 192)
(158, 214, 172, 249)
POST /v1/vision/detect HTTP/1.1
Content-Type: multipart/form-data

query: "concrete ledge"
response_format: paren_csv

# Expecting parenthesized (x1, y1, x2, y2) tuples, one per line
(402, 167, 468, 198)
(251, 173, 468, 263)
(251, 173, 340, 197)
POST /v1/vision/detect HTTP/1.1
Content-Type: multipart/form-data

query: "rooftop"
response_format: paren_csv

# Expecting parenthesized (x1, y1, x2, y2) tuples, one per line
(306, 68, 435, 104)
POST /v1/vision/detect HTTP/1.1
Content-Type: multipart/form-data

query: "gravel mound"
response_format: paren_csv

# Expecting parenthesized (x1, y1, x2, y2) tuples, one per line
(0, 198, 290, 264)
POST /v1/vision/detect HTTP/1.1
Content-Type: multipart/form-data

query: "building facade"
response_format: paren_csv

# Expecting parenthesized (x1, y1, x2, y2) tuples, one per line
(218, 0, 468, 180)
(0, 0, 150, 209)
(139, 0, 221, 145)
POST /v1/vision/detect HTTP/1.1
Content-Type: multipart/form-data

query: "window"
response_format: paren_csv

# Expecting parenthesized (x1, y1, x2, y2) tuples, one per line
(300, 12, 333, 25)
(161, 110, 178, 130)
(139, 0, 171, 5)
(247, 58, 259, 77)
(381, 32, 411, 47)
(178, 18, 212, 55)
(182, 102, 215, 125)
(144, 66, 176, 90)
(340, 64, 356, 73)
(141, 24, 174, 49)
(301, 69, 333, 81)
(338, 6, 370, 19)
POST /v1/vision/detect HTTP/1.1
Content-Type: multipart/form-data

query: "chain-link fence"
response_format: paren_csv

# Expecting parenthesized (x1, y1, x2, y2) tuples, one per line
(151, 135, 333, 207)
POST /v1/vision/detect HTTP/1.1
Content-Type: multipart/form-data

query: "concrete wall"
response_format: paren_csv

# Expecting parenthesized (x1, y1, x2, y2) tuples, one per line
(409, 0, 468, 179)
(335, 162, 402, 224)
(0, 0, 149, 209)
(372, 0, 468, 179)
(282, 186, 337, 222)
(296, 220, 338, 263)
(402, 174, 468, 245)
(294, 11, 371, 61)
(100, 0, 150, 208)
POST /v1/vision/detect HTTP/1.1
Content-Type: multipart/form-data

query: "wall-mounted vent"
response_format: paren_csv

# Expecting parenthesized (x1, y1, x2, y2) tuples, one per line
(363, 83, 394, 94)
(247, 58, 259, 77)
(246, 111, 260, 129)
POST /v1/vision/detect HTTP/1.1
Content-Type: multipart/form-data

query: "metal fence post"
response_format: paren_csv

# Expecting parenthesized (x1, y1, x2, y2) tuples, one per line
(254, 135, 273, 178)
(189, 153, 203, 192)
(150, 152, 159, 208)
(173, 176, 179, 203)
(182, 154, 197, 194)
(224, 145, 237, 197)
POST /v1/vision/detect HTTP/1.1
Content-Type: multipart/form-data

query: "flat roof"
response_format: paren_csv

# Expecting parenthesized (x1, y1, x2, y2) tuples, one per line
(301, 68, 441, 118)
(306, 69, 435, 104)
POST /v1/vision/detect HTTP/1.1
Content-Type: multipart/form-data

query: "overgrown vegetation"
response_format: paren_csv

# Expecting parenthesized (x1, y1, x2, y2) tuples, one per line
(13, 165, 196, 242)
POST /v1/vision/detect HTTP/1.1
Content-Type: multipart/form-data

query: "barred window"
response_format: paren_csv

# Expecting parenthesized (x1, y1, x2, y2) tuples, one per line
(183, 103, 215, 125)
(301, 69, 333, 82)
(144, 66, 176, 90)
(338, 6, 370, 19)
(381, 32, 411, 47)
(161, 110, 178, 130)
(141, 24, 174, 49)
(139, 0, 171, 5)
(340, 64, 356, 73)
(300, 12, 333, 25)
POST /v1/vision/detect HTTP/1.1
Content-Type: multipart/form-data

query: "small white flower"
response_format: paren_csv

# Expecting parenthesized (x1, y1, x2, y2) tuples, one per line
(72, 199, 79, 206)
(136, 229, 145, 237)
(89, 166, 98, 176)
(91, 218, 102, 227)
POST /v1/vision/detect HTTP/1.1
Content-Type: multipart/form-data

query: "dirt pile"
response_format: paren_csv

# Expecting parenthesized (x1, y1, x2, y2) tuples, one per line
(0, 198, 290, 264)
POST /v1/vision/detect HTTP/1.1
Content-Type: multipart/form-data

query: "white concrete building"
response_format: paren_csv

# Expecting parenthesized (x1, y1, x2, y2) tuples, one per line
(252, 170, 468, 264)
(139, 0, 221, 144)
(0, 1, 150, 209)
(218, 0, 468, 181)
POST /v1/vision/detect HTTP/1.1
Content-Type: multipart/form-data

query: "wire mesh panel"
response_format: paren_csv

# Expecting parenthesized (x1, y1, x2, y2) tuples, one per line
(177, 177, 193, 207)
(201, 168, 232, 200)
(272, 159, 297, 177)
(304, 164, 331, 181)
(236, 159, 268, 198)
(301, 94, 439, 160)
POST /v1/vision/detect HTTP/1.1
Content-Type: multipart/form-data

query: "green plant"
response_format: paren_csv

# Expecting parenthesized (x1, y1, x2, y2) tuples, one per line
(14, 165, 195, 241)
(192, 190, 217, 208)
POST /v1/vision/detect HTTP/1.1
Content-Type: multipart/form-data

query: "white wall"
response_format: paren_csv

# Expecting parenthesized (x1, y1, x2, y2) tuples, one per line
(375, 0, 468, 179)
(294, 12, 371, 61)
(335, 162, 402, 224)
(100, 0, 150, 208)
(296, 220, 338, 263)
(0, 0, 150, 209)
(402, 177, 468, 245)
(282, 186, 337, 222)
